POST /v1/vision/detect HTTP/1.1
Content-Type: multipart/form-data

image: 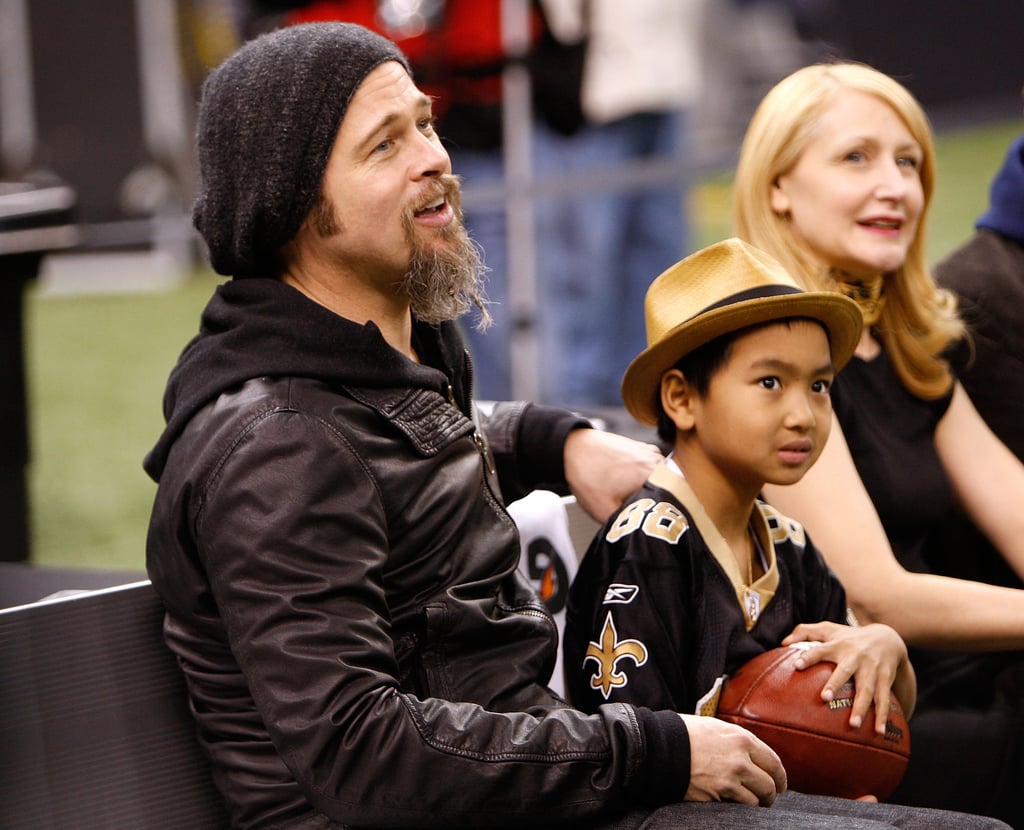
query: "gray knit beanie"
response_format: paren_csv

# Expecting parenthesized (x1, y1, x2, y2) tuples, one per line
(193, 23, 411, 277)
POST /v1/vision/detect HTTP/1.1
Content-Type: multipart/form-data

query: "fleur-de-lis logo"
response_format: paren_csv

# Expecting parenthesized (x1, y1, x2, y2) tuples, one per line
(583, 612, 648, 699)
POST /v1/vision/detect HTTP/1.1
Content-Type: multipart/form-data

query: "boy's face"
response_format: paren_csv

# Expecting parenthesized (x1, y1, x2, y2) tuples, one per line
(669, 320, 835, 496)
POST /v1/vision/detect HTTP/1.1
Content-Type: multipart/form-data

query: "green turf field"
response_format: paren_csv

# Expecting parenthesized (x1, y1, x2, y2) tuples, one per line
(23, 118, 1021, 571)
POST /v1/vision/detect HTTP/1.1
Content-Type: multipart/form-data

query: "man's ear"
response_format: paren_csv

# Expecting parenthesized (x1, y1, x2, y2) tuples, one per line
(661, 369, 696, 433)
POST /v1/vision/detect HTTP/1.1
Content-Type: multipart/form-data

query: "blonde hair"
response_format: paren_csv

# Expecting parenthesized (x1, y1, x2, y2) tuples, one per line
(733, 62, 963, 399)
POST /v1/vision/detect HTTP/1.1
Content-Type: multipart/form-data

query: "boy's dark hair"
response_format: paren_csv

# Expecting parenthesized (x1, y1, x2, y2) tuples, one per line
(654, 317, 828, 445)
(655, 330, 738, 444)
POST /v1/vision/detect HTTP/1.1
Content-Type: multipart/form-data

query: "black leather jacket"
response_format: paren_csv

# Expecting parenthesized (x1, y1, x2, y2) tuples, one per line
(144, 279, 689, 829)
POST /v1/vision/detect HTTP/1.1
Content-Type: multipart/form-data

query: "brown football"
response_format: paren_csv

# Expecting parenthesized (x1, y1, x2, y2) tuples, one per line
(715, 645, 911, 800)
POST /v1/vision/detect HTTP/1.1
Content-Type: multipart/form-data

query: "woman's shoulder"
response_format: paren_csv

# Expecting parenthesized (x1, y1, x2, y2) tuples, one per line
(833, 346, 953, 421)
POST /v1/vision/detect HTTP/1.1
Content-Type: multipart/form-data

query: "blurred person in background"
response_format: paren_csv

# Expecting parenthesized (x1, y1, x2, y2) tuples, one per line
(531, 0, 703, 407)
(934, 133, 1024, 465)
(927, 134, 1024, 594)
(693, 0, 829, 160)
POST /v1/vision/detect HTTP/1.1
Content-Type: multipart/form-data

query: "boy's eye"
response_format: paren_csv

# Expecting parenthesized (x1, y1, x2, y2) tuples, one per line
(759, 377, 781, 390)
(811, 379, 831, 393)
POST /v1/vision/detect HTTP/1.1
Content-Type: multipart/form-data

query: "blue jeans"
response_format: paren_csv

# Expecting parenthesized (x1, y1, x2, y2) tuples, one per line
(455, 111, 690, 406)
(533, 111, 689, 407)
(451, 143, 512, 402)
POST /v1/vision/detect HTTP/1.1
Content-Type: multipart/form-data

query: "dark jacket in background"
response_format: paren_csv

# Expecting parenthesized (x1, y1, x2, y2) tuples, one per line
(935, 134, 1024, 461)
(931, 136, 1024, 591)
(937, 228, 1024, 460)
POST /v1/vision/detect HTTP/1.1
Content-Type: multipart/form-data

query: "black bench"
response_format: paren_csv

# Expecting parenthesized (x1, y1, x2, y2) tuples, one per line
(0, 580, 228, 828)
(0, 495, 600, 829)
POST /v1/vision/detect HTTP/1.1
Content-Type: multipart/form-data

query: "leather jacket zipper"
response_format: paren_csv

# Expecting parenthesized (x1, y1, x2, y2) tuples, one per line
(447, 379, 495, 478)
(474, 432, 496, 477)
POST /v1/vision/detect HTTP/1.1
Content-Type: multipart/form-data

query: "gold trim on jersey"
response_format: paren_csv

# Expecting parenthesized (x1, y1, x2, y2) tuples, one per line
(648, 462, 780, 631)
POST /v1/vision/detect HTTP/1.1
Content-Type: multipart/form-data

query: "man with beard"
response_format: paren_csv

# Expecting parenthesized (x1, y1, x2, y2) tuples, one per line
(142, 23, 1007, 830)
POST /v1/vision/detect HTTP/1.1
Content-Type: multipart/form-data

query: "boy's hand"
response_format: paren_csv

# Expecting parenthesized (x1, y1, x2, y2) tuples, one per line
(782, 621, 917, 734)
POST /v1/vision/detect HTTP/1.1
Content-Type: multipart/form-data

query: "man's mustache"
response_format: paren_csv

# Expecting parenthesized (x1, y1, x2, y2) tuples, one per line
(408, 173, 463, 218)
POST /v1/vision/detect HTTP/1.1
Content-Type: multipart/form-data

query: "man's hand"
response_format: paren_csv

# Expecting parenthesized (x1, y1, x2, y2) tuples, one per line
(680, 715, 787, 806)
(563, 429, 662, 523)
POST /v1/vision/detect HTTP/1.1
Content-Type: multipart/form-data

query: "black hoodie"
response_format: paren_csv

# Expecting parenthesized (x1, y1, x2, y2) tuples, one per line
(144, 277, 472, 480)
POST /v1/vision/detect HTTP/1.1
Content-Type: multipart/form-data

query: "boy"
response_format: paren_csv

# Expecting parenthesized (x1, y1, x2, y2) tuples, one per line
(564, 238, 917, 741)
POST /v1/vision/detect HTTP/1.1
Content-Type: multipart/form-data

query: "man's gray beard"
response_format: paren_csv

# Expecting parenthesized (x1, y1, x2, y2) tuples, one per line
(400, 212, 491, 329)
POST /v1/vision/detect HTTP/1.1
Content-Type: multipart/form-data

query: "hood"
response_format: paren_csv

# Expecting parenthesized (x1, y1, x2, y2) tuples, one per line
(977, 134, 1024, 244)
(143, 278, 468, 481)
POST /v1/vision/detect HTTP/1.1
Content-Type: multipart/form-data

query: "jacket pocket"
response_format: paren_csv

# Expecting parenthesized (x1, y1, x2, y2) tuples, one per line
(392, 613, 430, 697)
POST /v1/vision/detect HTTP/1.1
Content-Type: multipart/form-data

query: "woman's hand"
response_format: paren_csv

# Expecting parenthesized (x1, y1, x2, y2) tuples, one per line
(782, 620, 917, 733)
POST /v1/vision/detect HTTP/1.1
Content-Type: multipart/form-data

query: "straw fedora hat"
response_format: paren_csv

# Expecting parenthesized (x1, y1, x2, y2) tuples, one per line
(621, 238, 863, 426)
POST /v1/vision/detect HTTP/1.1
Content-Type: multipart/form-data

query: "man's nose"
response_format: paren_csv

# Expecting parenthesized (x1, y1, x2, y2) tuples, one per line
(413, 134, 450, 179)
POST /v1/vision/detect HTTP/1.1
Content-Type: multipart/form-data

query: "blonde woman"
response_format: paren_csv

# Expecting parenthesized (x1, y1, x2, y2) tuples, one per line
(733, 62, 1024, 824)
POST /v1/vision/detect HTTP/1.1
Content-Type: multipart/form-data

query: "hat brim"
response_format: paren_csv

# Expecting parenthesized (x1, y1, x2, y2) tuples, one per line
(621, 291, 863, 426)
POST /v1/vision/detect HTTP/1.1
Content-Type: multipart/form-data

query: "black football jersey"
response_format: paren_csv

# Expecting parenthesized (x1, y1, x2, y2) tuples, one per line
(563, 463, 848, 715)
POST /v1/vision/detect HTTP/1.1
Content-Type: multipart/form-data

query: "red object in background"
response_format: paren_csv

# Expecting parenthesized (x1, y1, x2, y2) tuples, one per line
(284, 1, 543, 120)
